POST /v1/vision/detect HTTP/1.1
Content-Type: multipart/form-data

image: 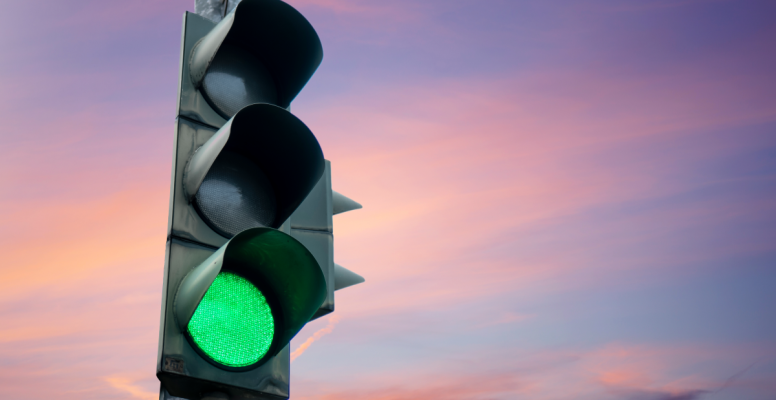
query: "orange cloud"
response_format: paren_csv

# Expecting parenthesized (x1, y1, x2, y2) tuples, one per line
(292, 316, 341, 362)
(299, 62, 776, 319)
(293, 342, 776, 400)
(0, 183, 168, 302)
(104, 374, 157, 400)
(2, 3, 775, 399)
(296, 373, 523, 400)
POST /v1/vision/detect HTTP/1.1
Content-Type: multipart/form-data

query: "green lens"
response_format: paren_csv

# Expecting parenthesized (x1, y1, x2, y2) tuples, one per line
(188, 272, 274, 367)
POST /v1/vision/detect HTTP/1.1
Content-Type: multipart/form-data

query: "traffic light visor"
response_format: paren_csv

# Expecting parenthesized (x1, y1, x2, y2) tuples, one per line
(189, 0, 323, 114)
(175, 228, 327, 369)
(184, 103, 325, 236)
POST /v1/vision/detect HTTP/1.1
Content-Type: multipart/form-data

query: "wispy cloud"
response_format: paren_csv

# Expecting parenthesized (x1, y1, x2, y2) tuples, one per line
(609, 388, 708, 400)
(1, 0, 775, 399)
(301, 373, 523, 400)
(104, 375, 157, 400)
(294, 342, 776, 400)
(292, 316, 341, 362)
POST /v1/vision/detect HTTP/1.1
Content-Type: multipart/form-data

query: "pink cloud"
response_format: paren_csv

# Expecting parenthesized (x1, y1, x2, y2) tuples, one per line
(1, 2, 774, 398)
(0, 184, 168, 301)
(292, 316, 341, 362)
(103, 372, 158, 400)
(297, 61, 776, 318)
(292, 342, 776, 400)
(297, 372, 524, 400)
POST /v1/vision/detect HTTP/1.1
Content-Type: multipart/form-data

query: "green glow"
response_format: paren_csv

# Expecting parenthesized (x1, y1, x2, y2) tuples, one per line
(188, 272, 274, 367)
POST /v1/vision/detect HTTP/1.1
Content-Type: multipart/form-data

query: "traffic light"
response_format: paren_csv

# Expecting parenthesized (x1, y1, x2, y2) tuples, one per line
(155, 1, 363, 399)
(174, 228, 326, 369)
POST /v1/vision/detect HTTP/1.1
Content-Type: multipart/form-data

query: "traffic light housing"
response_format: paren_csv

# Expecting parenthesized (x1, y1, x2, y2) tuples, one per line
(174, 228, 325, 370)
(178, 0, 322, 128)
(157, 1, 337, 399)
(183, 103, 324, 236)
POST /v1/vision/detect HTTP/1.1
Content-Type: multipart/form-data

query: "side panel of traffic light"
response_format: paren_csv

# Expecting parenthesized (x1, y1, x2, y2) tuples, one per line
(289, 161, 365, 319)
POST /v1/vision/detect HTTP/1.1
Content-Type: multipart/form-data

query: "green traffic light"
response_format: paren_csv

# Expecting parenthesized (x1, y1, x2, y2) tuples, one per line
(171, 227, 326, 372)
(188, 271, 274, 368)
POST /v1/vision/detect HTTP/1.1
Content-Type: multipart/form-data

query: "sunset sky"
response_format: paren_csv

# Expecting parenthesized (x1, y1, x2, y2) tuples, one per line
(1, 0, 775, 399)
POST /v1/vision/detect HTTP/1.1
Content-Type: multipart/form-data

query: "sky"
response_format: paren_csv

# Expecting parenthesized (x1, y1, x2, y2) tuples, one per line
(0, 0, 775, 399)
